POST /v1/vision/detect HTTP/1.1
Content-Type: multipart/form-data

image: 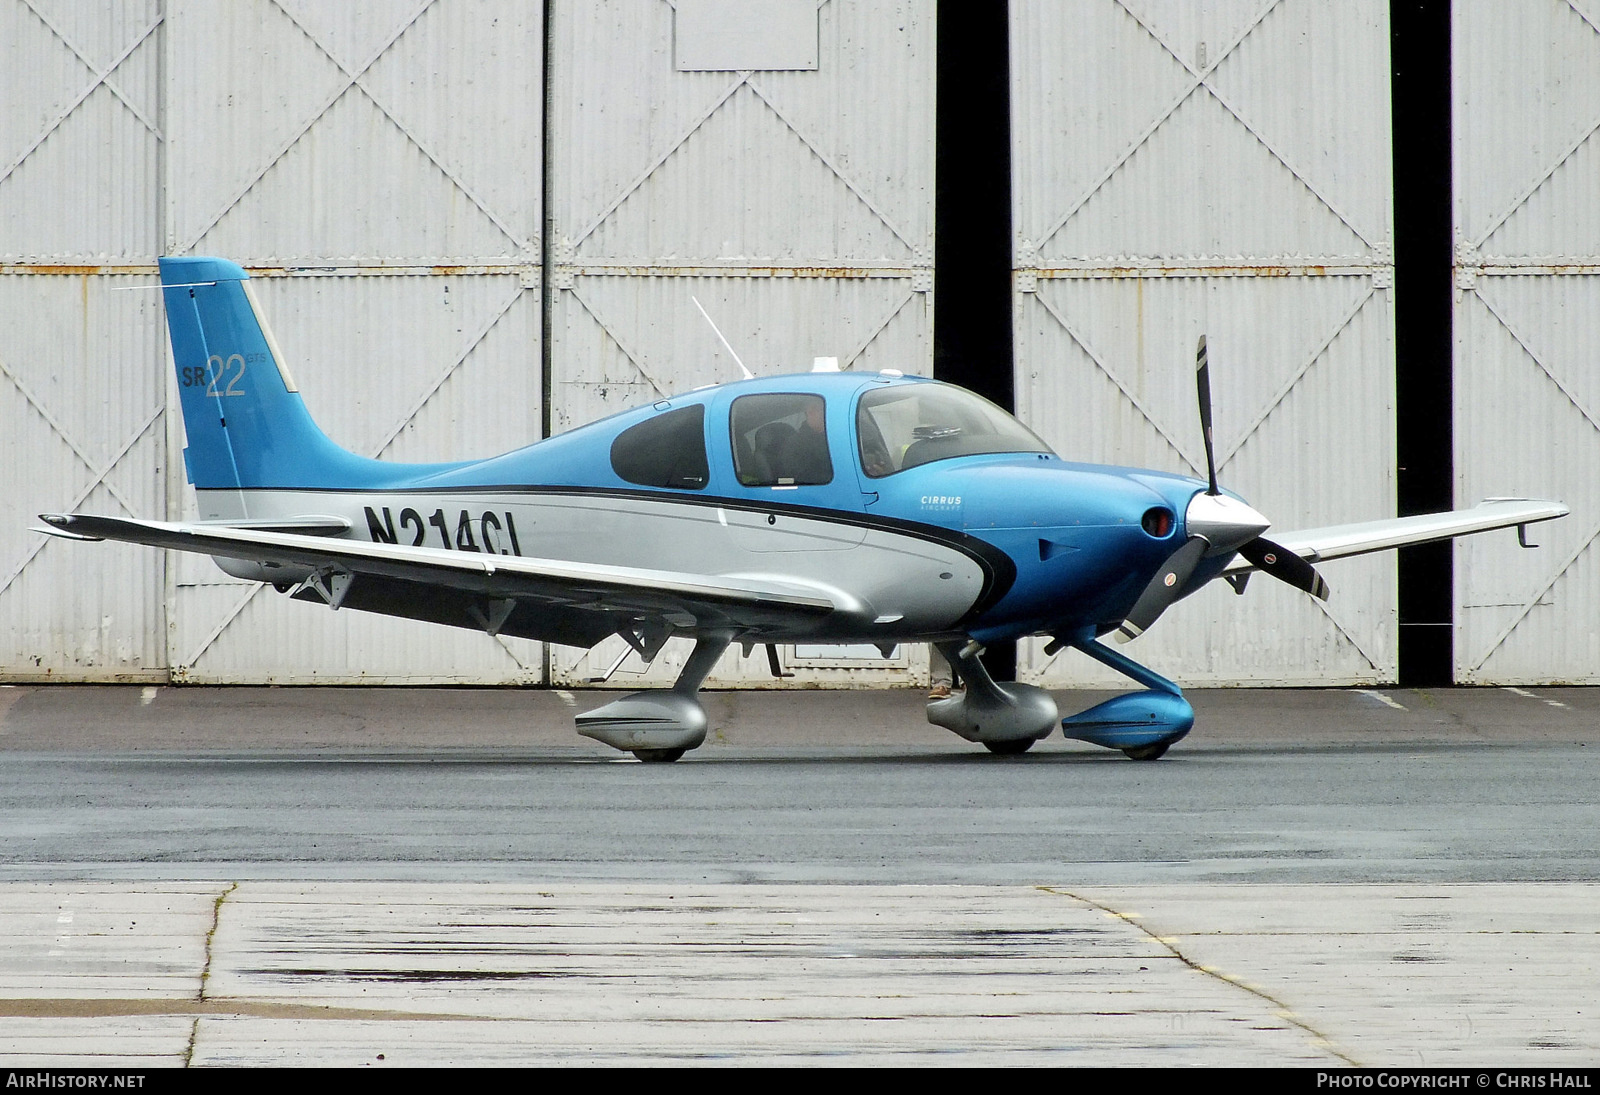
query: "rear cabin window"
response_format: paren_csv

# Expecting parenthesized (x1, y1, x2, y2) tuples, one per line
(610, 404, 709, 489)
(729, 393, 833, 486)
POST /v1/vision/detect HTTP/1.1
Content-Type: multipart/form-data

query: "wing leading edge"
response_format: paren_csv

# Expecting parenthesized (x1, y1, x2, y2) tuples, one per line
(36, 513, 843, 641)
(1220, 499, 1570, 575)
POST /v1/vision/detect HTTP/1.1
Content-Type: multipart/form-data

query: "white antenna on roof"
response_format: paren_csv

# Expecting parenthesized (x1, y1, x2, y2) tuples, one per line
(691, 295, 754, 380)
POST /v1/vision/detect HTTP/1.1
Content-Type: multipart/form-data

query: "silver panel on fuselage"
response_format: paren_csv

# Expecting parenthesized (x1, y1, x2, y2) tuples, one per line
(201, 488, 986, 641)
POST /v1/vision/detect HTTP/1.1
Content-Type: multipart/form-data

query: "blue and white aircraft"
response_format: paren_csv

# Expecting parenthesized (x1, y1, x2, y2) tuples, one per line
(38, 257, 1567, 761)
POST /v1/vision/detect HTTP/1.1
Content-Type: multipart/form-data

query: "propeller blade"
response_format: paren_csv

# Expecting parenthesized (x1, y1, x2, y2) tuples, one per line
(1114, 535, 1210, 643)
(1195, 335, 1219, 496)
(1238, 537, 1331, 601)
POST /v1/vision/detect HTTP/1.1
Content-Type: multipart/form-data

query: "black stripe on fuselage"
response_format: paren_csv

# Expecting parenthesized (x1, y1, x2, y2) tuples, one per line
(219, 484, 1019, 625)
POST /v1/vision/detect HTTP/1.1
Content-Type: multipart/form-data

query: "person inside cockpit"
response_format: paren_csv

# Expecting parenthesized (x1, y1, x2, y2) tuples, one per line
(778, 398, 832, 484)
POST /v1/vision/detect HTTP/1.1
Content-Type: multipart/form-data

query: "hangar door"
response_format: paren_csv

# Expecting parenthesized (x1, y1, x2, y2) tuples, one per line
(161, 0, 546, 683)
(0, 1, 167, 680)
(0, 0, 548, 685)
(1010, 0, 1400, 687)
(1452, 0, 1600, 684)
(544, 0, 936, 688)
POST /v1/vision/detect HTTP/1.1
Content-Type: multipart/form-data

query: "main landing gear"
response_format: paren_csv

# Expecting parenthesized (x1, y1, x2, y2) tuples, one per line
(926, 640, 1060, 752)
(925, 634, 1194, 760)
(574, 630, 732, 762)
(574, 629, 1192, 763)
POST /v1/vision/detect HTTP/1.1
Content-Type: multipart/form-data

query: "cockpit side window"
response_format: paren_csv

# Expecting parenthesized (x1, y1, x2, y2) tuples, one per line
(610, 404, 709, 489)
(729, 393, 833, 486)
(856, 383, 1053, 478)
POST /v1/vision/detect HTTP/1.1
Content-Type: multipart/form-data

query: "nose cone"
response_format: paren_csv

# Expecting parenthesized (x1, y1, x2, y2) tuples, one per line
(1185, 492, 1269, 553)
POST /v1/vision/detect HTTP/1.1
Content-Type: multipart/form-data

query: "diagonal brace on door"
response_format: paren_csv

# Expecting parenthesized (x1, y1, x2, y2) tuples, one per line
(840, 287, 919, 370)
(1467, 0, 1600, 251)
(0, 12, 162, 190)
(1036, 0, 1377, 256)
(1472, 289, 1600, 439)
(1469, 125, 1600, 254)
(371, 280, 529, 458)
(1215, 282, 1377, 471)
(1114, 0, 1374, 252)
(1466, 513, 1599, 675)
(178, 575, 538, 676)
(570, 73, 752, 250)
(564, 286, 676, 398)
(0, 404, 162, 600)
(178, 0, 439, 254)
(1031, 278, 1378, 486)
(0, 352, 148, 519)
(267, 0, 533, 256)
(745, 77, 918, 253)
(1030, 290, 1198, 473)
(1034, 0, 1281, 251)
(17, 0, 162, 137)
(1309, 583, 1389, 674)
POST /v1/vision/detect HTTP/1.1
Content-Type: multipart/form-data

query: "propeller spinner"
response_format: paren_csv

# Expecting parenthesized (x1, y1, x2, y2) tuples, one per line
(1113, 336, 1330, 643)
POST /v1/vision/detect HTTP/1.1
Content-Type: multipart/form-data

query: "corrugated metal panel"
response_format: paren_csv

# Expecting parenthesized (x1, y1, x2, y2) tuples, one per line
(546, 0, 936, 687)
(0, 1, 166, 677)
(0, 273, 168, 679)
(1010, 0, 1397, 687)
(166, 0, 542, 265)
(0, 0, 161, 261)
(1452, 0, 1600, 684)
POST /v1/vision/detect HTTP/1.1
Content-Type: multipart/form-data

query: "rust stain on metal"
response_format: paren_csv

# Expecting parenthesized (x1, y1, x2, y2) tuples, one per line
(0, 264, 153, 277)
(1480, 263, 1600, 276)
(572, 265, 903, 279)
(1041, 263, 1357, 279)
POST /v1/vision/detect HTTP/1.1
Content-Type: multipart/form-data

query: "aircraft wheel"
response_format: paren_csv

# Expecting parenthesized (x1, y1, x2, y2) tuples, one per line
(1122, 742, 1170, 761)
(983, 738, 1035, 756)
(632, 748, 686, 763)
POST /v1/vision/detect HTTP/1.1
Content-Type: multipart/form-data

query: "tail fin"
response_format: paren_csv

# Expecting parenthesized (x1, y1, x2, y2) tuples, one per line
(159, 257, 404, 491)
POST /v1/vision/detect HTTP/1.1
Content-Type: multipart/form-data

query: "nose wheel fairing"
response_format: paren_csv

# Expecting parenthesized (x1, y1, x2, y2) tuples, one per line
(1060, 690, 1194, 751)
(1057, 635, 1193, 754)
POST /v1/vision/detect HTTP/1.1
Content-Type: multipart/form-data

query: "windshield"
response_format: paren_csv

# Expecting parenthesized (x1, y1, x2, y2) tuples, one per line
(856, 382, 1053, 478)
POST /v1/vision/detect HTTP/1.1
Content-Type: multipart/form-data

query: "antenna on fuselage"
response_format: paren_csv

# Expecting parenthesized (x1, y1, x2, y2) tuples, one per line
(691, 296, 754, 380)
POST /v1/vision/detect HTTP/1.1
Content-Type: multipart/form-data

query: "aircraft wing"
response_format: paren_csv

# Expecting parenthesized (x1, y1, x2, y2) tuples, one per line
(1221, 499, 1570, 574)
(35, 513, 842, 642)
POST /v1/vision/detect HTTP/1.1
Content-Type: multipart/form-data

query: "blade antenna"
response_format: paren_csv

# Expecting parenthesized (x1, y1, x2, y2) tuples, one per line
(692, 296, 754, 380)
(1195, 335, 1220, 495)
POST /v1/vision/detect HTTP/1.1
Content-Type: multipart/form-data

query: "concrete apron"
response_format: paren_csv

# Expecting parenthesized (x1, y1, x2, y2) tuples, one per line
(0, 881, 1593, 1067)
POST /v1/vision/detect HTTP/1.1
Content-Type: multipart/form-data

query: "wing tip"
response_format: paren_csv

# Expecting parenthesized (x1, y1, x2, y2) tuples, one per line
(33, 514, 103, 542)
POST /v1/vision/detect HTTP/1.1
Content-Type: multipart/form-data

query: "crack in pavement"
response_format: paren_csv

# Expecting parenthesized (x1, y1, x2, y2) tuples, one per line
(184, 881, 237, 1067)
(1038, 885, 1361, 1067)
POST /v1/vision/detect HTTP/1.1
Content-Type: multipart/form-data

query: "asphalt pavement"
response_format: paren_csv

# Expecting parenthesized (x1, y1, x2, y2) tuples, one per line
(0, 683, 1594, 1066)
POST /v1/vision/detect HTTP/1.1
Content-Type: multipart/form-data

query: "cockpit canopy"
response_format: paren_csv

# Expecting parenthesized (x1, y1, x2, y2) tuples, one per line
(856, 381, 1053, 478)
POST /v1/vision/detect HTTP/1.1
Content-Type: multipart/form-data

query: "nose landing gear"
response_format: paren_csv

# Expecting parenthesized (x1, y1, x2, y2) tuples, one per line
(1055, 633, 1193, 759)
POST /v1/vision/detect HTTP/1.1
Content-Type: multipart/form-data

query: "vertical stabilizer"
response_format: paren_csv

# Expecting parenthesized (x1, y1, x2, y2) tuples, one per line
(158, 257, 405, 492)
